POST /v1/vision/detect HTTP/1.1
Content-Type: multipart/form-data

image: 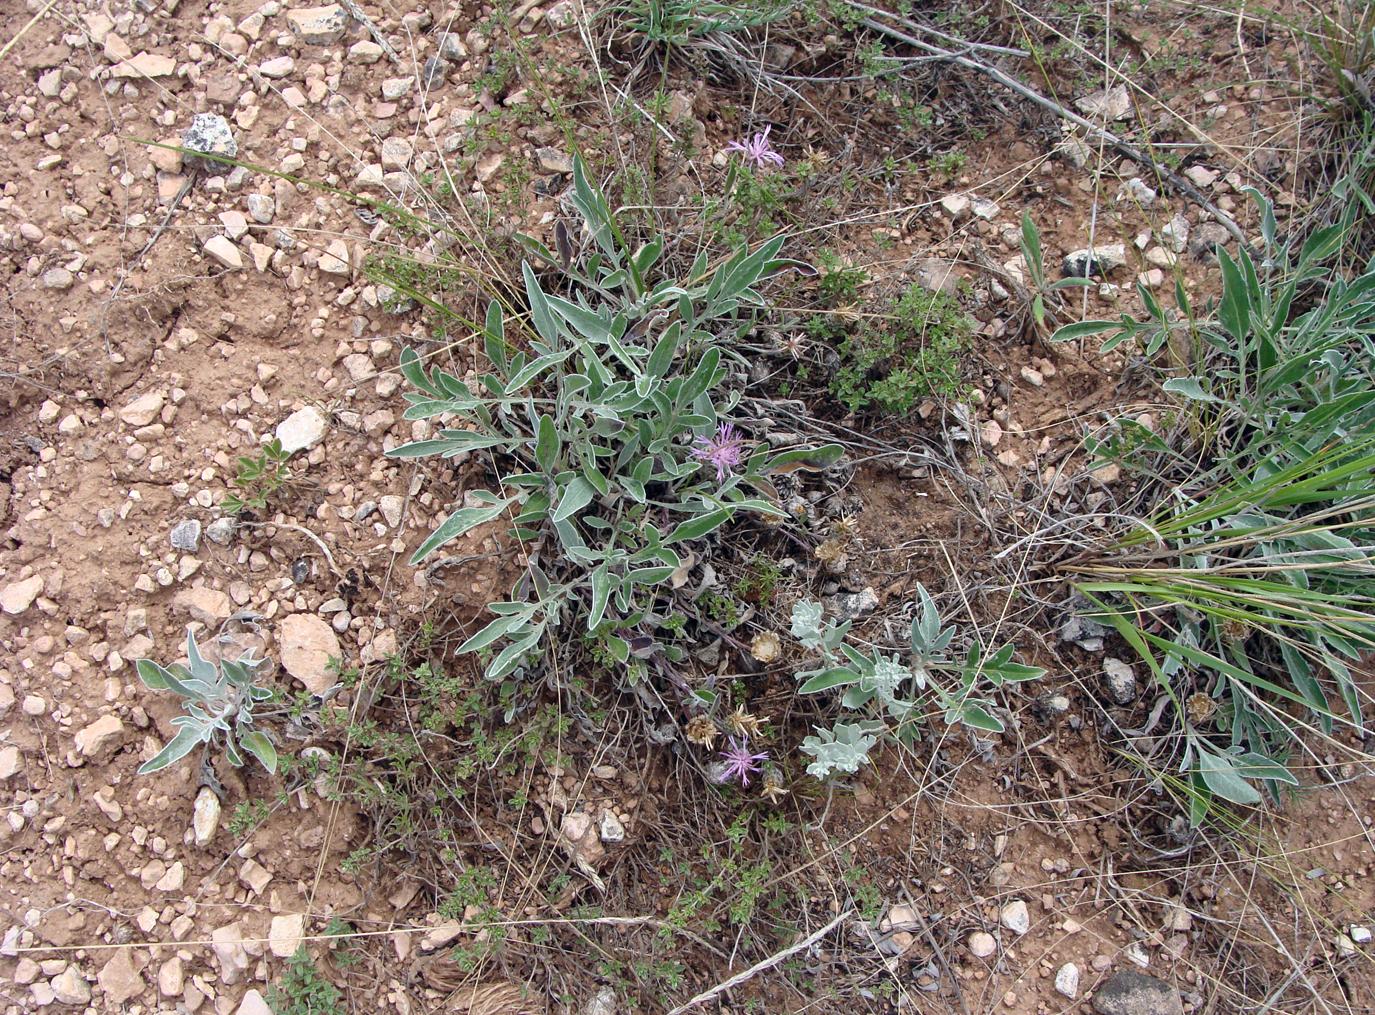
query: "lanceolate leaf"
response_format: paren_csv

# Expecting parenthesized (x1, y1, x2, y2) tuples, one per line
(137, 725, 208, 775)
(238, 730, 278, 774)
(667, 507, 733, 543)
(410, 496, 511, 564)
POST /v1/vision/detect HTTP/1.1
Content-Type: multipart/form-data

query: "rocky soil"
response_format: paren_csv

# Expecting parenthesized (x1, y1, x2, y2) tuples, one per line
(0, 0, 1372, 1013)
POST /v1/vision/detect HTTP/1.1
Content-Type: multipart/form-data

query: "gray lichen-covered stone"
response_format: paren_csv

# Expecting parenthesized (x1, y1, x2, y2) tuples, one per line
(169, 519, 201, 551)
(181, 113, 237, 173)
(286, 4, 349, 45)
(1062, 243, 1127, 279)
(1103, 657, 1138, 705)
(1091, 971, 1185, 1015)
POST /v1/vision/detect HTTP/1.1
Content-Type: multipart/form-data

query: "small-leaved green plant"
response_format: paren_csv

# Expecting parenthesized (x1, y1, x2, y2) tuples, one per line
(136, 630, 277, 775)
(792, 586, 1044, 778)
(223, 437, 292, 514)
(829, 283, 972, 413)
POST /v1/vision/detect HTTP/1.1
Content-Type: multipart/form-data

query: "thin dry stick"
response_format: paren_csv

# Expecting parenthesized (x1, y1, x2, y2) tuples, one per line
(858, 16, 1252, 251)
(665, 909, 854, 1015)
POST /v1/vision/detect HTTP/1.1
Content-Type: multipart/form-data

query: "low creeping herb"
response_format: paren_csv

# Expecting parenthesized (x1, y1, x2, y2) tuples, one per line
(792, 586, 1045, 778)
(222, 437, 292, 514)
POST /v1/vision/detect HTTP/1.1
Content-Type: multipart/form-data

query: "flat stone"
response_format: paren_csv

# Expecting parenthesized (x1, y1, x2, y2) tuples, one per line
(437, 32, 467, 61)
(1000, 899, 1029, 935)
(279, 613, 341, 694)
(276, 406, 327, 453)
(192, 786, 221, 845)
(420, 921, 464, 951)
(378, 495, 403, 527)
(220, 209, 249, 240)
(1184, 165, 1218, 188)
(50, 965, 90, 1005)
(319, 238, 350, 274)
(599, 811, 625, 843)
(1091, 970, 1184, 1015)
(582, 986, 617, 1015)
(381, 76, 413, 100)
(380, 137, 412, 170)
(245, 194, 275, 224)
(42, 267, 74, 290)
(239, 858, 272, 895)
(421, 57, 446, 88)
(832, 586, 878, 621)
(157, 956, 183, 997)
(968, 931, 996, 958)
(286, 5, 348, 45)
(350, 40, 384, 62)
(258, 56, 295, 78)
(204, 235, 243, 269)
(75, 714, 124, 760)
(536, 147, 573, 173)
(112, 52, 176, 78)
(1063, 243, 1127, 278)
(940, 193, 970, 219)
(210, 923, 249, 984)
(1055, 962, 1080, 999)
(172, 587, 232, 625)
(1104, 658, 1137, 704)
(206, 517, 237, 546)
(269, 913, 306, 957)
(970, 196, 1000, 219)
(0, 746, 21, 780)
(1, 575, 44, 615)
(170, 519, 201, 551)
(181, 113, 237, 173)
(1124, 177, 1157, 207)
(238, 989, 274, 1015)
(98, 949, 144, 1005)
(155, 861, 185, 892)
(1076, 84, 1131, 120)
(120, 391, 165, 426)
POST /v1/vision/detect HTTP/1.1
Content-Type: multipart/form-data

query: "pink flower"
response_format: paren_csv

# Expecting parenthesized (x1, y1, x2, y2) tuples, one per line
(692, 422, 748, 482)
(725, 125, 785, 169)
(716, 737, 769, 787)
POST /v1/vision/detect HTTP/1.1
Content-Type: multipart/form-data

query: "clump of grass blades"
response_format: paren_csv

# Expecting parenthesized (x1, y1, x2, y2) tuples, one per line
(1053, 189, 1375, 822)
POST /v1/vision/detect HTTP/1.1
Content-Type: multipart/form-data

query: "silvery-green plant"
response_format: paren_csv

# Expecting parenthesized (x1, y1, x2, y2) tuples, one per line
(136, 630, 277, 775)
(794, 585, 1045, 778)
(390, 155, 840, 690)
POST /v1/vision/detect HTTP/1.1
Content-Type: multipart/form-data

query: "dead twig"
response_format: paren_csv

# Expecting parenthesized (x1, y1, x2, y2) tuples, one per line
(665, 909, 854, 1015)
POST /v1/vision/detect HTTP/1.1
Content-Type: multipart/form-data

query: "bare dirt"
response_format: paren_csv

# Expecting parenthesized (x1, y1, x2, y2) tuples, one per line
(1, 1, 1372, 1013)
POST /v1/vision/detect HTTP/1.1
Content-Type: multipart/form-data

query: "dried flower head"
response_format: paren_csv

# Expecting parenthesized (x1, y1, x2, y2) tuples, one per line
(725, 124, 785, 170)
(814, 538, 848, 569)
(728, 707, 764, 738)
(831, 515, 860, 540)
(692, 422, 749, 482)
(1219, 617, 1249, 645)
(750, 630, 782, 663)
(1186, 693, 1217, 724)
(776, 331, 808, 360)
(759, 765, 789, 804)
(715, 737, 770, 788)
(685, 713, 719, 747)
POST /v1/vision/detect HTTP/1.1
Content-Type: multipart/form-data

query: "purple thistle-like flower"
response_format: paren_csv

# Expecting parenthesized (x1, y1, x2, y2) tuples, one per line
(725, 125, 785, 170)
(716, 737, 769, 788)
(692, 422, 748, 482)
